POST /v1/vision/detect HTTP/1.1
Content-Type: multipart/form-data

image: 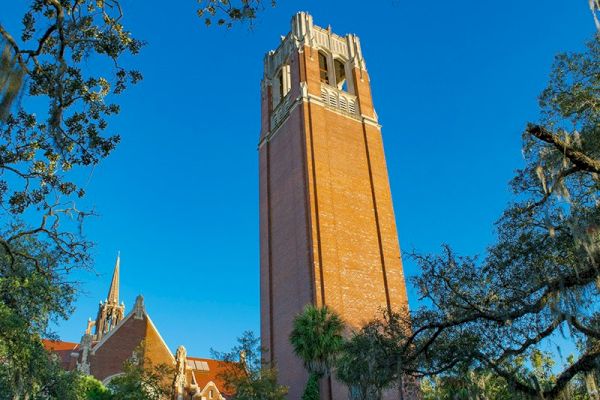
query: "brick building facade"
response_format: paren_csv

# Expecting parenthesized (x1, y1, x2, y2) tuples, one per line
(259, 12, 415, 400)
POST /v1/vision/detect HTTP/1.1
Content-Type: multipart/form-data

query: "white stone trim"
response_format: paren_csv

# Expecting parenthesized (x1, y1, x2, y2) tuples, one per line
(199, 381, 224, 400)
(101, 372, 124, 386)
(259, 91, 380, 149)
(264, 12, 366, 80)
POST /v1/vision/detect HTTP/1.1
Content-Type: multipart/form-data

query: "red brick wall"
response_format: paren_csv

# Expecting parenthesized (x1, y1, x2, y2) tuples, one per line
(90, 316, 147, 381)
(260, 44, 409, 400)
(260, 49, 313, 400)
(90, 314, 174, 382)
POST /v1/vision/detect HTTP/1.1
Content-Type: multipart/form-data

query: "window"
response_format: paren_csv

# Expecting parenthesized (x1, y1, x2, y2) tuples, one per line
(272, 64, 291, 108)
(318, 51, 330, 84)
(334, 59, 347, 91)
(278, 69, 284, 100)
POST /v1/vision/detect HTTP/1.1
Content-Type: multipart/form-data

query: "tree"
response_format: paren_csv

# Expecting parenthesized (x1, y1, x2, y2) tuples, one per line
(212, 331, 288, 400)
(419, 351, 593, 400)
(0, 0, 142, 270)
(289, 305, 345, 400)
(420, 369, 527, 400)
(392, 35, 600, 399)
(108, 344, 174, 400)
(0, 2, 141, 398)
(0, 238, 78, 400)
(78, 375, 111, 400)
(0, 337, 109, 400)
(35, 369, 111, 400)
(336, 322, 396, 400)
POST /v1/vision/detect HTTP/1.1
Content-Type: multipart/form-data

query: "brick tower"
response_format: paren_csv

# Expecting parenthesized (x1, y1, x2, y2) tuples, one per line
(259, 12, 411, 399)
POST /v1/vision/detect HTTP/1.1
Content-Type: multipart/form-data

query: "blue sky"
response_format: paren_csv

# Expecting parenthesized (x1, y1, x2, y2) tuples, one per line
(2, 1, 595, 358)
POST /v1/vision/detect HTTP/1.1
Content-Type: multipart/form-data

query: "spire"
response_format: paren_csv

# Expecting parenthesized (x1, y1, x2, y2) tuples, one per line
(107, 252, 120, 304)
(93, 252, 125, 340)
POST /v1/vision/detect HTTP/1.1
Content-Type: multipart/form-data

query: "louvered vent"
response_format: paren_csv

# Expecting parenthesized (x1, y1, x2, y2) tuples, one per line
(348, 99, 356, 114)
(319, 84, 360, 119)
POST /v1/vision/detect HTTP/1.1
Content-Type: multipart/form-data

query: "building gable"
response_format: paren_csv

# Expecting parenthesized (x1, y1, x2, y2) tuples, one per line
(90, 312, 147, 381)
(89, 296, 175, 381)
(144, 314, 176, 367)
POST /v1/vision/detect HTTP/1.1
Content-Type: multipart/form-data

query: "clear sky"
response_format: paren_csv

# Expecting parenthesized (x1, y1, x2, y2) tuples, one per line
(2, 1, 595, 358)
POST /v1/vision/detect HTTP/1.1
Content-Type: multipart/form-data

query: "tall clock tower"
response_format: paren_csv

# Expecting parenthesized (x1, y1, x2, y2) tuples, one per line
(259, 12, 412, 399)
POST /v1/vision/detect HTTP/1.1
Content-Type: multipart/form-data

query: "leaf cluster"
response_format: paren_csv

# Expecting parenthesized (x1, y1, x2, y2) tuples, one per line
(197, 0, 275, 28)
(108, 344, 175, 400)
(0, 237, 78, 398)
(212, 331, 288, 400)
(0, 0, 143, 275)
(289, 305, 345, 378)
(394, 35, 600, 399)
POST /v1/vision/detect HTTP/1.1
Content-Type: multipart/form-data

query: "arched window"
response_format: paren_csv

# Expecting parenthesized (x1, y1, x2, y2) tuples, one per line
(318, 51, 330, 84)
(334, 59, 347, 91)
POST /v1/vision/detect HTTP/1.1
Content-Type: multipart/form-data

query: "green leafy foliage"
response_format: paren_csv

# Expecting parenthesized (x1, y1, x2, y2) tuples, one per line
(0, 237, 77, 398)
(0, 3, 141, 397)
(420, 351, 597, 400)
(108, 344, 175, 400)
(290, 305, 345, 377)
(79, 375, 111, 400)
(212, 331, 288, 400)
(0, 0, 143, 272)
(336, 322, 397, 400)
(388, 35, 600, 399)
(197, 0, 275, 28)
(301, 372, 320, 400)
(290, 305, 345, 398)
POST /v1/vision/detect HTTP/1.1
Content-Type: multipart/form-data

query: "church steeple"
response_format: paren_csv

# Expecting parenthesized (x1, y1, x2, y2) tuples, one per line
(94, 253, 126, 341)
(107, 252, 120, 304)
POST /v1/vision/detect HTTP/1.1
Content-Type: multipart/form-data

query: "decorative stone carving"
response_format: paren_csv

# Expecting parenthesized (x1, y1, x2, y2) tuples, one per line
(85, 318, 95, 335)
(77, 334, 92, 375)
(264, 11, 366, 80)
(174, 345, 187, 400)
(134, 295, 145, 320)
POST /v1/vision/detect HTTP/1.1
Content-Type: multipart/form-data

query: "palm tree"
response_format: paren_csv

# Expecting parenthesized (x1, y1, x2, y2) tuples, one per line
(289, 305, 345, 400)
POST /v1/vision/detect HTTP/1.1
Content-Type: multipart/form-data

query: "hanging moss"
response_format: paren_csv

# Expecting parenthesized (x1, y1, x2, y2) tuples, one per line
(0, 42, 24, 122)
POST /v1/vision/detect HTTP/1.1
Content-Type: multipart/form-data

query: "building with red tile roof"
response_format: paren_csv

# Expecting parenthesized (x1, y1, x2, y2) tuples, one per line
(43, 255, 229, 399)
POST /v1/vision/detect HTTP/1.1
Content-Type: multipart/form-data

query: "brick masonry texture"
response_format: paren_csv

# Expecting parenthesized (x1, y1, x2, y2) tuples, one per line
(90, 314, 174, 382)
(260, 42, 411, 400)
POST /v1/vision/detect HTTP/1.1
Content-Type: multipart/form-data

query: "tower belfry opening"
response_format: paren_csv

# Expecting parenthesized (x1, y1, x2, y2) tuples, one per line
(259, 12, 415, 400)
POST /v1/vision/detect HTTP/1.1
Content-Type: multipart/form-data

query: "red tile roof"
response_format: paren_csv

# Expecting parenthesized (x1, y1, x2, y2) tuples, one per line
(42, 339, 79, 351)
(42, 339, 80, 370)
(187, 356, 234, 396)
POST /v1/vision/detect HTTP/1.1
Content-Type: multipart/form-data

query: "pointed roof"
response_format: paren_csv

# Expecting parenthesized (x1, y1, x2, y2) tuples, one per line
(92, 295, 175, 366)
(107, 253, 120, 304)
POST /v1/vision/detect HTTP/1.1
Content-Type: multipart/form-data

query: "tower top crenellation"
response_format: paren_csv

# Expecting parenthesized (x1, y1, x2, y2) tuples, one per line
(264, 11, 366, 80)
